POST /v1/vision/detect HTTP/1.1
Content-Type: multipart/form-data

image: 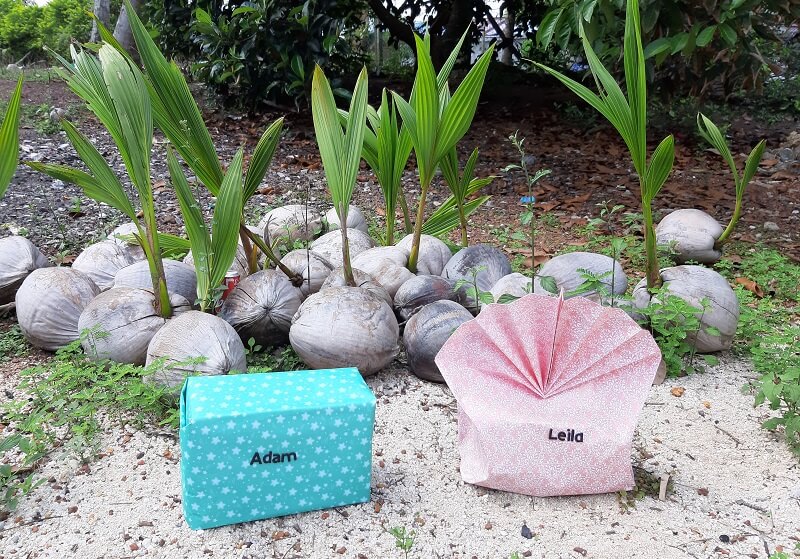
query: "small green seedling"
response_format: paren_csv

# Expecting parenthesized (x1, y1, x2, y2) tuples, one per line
(696, 113, 766, 249)
(386, 525, 415, 558)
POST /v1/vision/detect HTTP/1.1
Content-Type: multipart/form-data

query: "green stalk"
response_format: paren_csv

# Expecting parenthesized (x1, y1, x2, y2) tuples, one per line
(399, 190, 412, 234)
(239, 223, 303, 286)
(457, 199, 468, 247)
(136, 223, 172, 317)
(339, 203, 356, 286)
(407, 178, 431, 273)
(715, 194, 742, 249)
(642, 200, 660, 289)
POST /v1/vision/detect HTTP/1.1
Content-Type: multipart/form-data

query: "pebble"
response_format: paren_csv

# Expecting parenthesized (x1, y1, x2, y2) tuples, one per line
(763, 221, 780, 232)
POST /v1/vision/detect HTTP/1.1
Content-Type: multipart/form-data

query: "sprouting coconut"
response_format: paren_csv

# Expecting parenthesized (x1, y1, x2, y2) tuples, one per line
(396, 234, 452, 276)
(115, 259, 197, 306)
(322, 266, 393, 307)
(258, 204, 323, 246)
(351, 247, 414, 298)
(657, 116, 766, 265)
(325, 205, 369, 233)
(278, 249, 334, 299)
(218, 270, 303, 348)
(490, 273, 533, 303)
(0, 236, 50, 305)
(533, 252, 626, 300)
(655, 209, 724, 264)
(15, 267, 100, 350)
(309, 228, 375, 269)
(442, 244, 512, 292)
(394, 275, 460, 321)
(146, 310, 247, 389)
(290, 286, 399, 376)
(73, 240, 143, 291)
(404, 300, 473, 383)
(79, 287, 192, 365)
(632, 265, 739, 353)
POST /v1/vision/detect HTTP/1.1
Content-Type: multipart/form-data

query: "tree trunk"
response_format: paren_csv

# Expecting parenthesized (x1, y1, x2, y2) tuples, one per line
(113, 0, 142, 55)
(500, 12, 514, 65)
(90, 0, 111, 42)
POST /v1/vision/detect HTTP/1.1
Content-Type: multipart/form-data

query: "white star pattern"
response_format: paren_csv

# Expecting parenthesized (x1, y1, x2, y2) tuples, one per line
(181, 368, 375, 529)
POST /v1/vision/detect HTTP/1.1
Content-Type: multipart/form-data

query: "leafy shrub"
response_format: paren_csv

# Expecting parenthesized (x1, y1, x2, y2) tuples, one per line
(190, 0, 368, 108)
(142, 0, 198, 59)
(528, 0, 800, 96)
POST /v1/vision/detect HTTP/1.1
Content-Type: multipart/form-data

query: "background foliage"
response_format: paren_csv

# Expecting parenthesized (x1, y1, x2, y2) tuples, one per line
(0, 0, 122, 62)
(189, 0, 368, 108)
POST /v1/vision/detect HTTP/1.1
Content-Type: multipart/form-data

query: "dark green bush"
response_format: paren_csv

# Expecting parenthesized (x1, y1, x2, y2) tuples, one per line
(518, 0, 800, 97)
(190, 0, 368, 109)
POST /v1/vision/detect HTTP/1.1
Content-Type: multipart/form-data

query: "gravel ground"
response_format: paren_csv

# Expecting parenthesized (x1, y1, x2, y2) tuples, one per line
(0, 355, 798, 559)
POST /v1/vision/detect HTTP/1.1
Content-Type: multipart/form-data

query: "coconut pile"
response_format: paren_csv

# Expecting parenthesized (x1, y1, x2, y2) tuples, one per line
(0, 199, 740, 390)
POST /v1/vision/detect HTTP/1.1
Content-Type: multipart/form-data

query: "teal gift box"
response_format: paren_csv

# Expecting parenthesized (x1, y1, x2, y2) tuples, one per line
(179, 368, 376, 530)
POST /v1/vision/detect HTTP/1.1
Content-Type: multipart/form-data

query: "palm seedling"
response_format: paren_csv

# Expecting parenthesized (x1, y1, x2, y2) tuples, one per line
(0, 75, 23, 199)
(360, 90, 414, 245)
(533, 0, 674, 290)
(696, 113, 766, 249)
(98, 0, 294, 280)
(311, 65, 369, 286)
(167, 147, 243, 312)
(28, 45, 173, 317)
(438, 148, 496, 247)
(392, 31, 494, 273)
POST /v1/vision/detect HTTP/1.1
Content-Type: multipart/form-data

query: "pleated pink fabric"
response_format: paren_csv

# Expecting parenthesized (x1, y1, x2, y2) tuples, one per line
(435, 293, 662, 496)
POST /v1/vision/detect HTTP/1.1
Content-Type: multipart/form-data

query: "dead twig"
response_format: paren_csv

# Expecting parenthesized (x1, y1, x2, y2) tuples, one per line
(713, 423, 743, 446)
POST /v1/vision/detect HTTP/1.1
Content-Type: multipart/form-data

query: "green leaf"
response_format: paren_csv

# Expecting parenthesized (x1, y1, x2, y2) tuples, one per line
(210, 149, 244, 289)
(124, 0, 224, 194)
(761, 417, 783, 430)
(243, 117, 283, 201)
(697, 113, 738, 179)
(642, 135, 675, 202)
(435, 45, 495, 164)
(168, 147, 211, 307)
(696, 25, 717, 47)
(0, 75, 23, 198)
(537, 8, 565, 48)
(718, 23, 737, 47)
(643, 37, 671, 59)
(741, 139, 766, 189)
(539, 275, 559, 294)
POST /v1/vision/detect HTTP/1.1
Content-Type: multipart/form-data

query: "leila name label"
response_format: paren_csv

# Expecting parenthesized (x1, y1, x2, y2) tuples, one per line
(548, 428, 584, 443)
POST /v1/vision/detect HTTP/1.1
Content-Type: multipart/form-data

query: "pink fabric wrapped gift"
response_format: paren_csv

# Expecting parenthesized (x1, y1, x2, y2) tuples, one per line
(435, 293, 661, 496)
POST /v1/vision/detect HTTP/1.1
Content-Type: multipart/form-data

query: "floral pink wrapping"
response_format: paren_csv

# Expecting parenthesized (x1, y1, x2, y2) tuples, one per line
(434, 294, 662, 496)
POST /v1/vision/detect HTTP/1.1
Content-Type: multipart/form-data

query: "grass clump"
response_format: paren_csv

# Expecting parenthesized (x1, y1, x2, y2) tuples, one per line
(0, 337, 181, 510)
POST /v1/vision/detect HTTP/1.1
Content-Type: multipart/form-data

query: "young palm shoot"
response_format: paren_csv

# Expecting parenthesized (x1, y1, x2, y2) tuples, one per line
(532, 0, 674, 290)
(392, 32, 494, 273)
(696, 113, 766, 249)
(0, 75, 23, 199)
(167, 148, 243, 312)
(28, 45, 172, 317)
(439, 148, 496, 246)
(360, 90, 413, 244)
(312, 65, 369, 287)
(101, 1, 293, 279)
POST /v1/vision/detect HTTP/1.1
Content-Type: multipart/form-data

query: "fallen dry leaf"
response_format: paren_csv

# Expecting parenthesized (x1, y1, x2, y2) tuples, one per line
(698, 487, 709, 496)
(671, 387, 686, 397)
(734, 277, 764, 298)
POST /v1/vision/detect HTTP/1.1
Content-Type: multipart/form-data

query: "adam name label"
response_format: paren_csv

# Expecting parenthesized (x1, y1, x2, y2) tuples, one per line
(250, 451, 298, 465)
(548, 428, 584, 442)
